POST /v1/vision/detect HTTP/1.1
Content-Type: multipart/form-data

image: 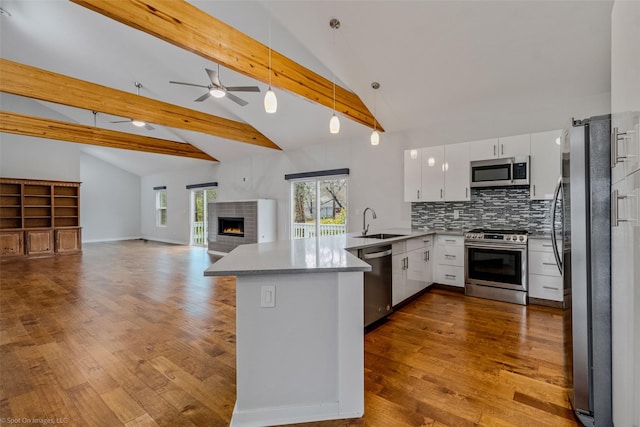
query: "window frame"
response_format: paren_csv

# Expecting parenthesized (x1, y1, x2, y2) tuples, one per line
(155, 189, 167, 228)
(289, 174, 348, 240)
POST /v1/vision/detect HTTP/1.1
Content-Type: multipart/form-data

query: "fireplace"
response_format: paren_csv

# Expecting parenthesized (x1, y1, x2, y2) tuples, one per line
(218, 217, 245, 237)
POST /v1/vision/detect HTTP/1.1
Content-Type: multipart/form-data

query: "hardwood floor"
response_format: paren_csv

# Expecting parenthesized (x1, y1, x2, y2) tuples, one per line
(0, 240, 578, 427)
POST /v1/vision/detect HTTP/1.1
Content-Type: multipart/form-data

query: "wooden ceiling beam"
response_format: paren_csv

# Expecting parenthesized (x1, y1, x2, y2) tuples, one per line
(0, 59, 280, 151)
(0, 111, 218, 161)
(69, 0, 384, 132)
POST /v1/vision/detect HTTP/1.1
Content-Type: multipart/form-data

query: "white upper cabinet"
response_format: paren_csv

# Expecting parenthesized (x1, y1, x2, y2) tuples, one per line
(498, 134, 531, 158)
(530, 130, 562, 200)
(444, 142, 470, 201)
(469, 135, 530, 160)
(468, 138, 500, 161)
(404, 149, 423, 202)
(420, 146, 445, 202)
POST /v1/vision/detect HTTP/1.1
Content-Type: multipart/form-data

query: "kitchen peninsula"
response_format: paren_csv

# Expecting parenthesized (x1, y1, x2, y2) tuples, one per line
(204, 235, 371, 427)
(204, 229, 438, 426)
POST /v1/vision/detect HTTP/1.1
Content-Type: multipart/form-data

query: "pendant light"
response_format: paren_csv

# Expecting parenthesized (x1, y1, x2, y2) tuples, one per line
(329, 18, 340, 134)
(264, 2, 277, 113)
(370, 82, 380, 146)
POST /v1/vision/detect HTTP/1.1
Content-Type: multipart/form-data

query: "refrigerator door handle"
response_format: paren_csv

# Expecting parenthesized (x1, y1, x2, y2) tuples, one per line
(551, 176, 563, 274)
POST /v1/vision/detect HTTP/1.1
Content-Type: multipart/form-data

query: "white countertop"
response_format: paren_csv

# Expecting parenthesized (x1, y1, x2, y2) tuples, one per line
(204, 228, 446, 276)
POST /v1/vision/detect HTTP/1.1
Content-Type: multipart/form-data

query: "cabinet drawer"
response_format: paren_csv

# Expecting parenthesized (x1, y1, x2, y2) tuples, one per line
(528, 238, 560, 253)
(529, 251, 561, 276)
(436, 245, 464, 266)
(529, 274, 563, 301)
(406, 235, 433, 252)
(436, 235, 463, 246)
(435, 265, 464, 287)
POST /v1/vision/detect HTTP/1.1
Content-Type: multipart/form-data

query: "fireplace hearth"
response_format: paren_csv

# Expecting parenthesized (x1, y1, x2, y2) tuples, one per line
(218, 217, 245, 237)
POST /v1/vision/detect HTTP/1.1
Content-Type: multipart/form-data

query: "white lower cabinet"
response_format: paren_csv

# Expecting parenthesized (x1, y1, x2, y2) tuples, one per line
(527, 237, 562, 302)
(434, 235, 464, 287)
(611, 169, 640, 427)
(392, 236, 433, 306)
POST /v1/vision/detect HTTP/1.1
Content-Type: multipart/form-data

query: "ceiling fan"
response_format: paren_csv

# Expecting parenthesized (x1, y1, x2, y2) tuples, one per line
(170, 65, 260, 106)
(110, 82, 154, 130)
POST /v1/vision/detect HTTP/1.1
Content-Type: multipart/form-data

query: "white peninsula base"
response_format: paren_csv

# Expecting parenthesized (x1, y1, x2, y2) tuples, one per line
(231, 271, 364, 426)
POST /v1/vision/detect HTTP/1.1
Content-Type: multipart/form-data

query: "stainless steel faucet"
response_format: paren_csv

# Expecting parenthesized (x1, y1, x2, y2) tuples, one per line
(362, 207, 377, 235)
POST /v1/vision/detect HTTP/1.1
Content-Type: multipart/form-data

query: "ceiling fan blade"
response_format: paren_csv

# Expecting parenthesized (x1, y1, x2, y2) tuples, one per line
(225, 92, 248, 107)
(169, 81, 209, 89)
(225, 86, 261, 93)
(205, 68, 222, 87)
(110, 120, 130, 124)
(144, 123, 155, 130)
(194, 91, 212, 102)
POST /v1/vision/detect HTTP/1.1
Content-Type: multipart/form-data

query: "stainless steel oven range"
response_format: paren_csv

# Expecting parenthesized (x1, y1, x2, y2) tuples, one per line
(464, 229, 528, 305)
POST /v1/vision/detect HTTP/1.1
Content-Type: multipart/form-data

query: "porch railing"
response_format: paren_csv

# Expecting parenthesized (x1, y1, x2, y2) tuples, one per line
(292, 223, 346, 239)
(192, 221, 206, 246)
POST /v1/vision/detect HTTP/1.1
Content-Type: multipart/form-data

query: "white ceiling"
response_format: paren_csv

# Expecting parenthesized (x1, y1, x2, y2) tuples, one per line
(0, 0, 613, 176)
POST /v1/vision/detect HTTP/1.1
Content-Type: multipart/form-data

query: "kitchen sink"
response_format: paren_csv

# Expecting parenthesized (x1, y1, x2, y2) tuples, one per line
(353, 233, 406, 239)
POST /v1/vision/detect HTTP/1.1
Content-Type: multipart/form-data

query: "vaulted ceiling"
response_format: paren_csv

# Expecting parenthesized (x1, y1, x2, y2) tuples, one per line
(0, 0, 613, 176)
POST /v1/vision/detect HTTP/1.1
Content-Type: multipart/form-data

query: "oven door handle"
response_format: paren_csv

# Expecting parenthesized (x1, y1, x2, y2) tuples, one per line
(464, 243, 526, 251)
(550, 175, 563, 275)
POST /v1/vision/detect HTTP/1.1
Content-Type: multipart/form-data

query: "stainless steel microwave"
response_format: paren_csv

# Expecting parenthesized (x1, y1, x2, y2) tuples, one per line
(470, 156, 529, 188)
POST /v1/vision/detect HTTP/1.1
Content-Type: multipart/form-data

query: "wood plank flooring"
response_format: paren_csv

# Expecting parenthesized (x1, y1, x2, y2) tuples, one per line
(0, 240, 578, 426)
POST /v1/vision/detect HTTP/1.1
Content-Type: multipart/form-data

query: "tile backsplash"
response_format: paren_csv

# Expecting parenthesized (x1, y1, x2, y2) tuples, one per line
(411, 187, 561, 233)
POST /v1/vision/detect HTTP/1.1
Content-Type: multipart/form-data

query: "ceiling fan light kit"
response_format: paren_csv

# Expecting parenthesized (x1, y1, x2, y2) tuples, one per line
(170, 65, 259, 106)
(131, 119, 146, 127)
(210, 87, 226, 98)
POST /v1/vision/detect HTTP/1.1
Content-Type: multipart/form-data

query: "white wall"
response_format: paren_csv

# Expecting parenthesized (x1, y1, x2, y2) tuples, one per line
(611, 0, 640, 113)
(0, 134, 81, 182)
(141, 163, 219, 244)
(80, 152, 142, 242)
(140, 132, 412, 244)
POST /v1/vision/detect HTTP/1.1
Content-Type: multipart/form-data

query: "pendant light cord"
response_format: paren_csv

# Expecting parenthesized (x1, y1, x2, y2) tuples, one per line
(332, 25, 336, 113)
(268, 1, 272, 88)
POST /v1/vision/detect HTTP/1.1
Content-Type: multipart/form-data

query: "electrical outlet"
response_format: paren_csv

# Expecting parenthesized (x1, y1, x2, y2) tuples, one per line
(453, 210, 460, 219)
(261, 285, 275, 308)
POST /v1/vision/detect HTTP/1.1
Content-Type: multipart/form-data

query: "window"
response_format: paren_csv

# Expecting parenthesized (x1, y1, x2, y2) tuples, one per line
(291, 176, 347, 239)
(156, 189, 167, 227)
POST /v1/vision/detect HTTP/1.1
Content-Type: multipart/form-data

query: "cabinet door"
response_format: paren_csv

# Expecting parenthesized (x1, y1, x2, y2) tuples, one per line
(530, 130, 562, 200)
(469, 138, 499, 161)
(0, 230, 24, 256)
(392, 252, 408, 306)
(611, 176, 637, 427)
(444, 142, 470, 201)
(26, 230, 53, 255)
(420, 146, 445, 201)
(404, 149, 422, 202)
(499, 134, 530, 158)
(55, 228, 81, 254)
(406, 247, 428, 295)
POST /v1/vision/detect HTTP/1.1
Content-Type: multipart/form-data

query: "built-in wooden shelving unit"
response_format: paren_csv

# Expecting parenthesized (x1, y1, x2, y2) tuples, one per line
(0, 178, 81, 258)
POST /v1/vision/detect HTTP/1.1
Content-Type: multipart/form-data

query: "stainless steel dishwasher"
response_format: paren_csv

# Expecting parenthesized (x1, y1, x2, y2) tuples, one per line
(359, 244, 393, 327)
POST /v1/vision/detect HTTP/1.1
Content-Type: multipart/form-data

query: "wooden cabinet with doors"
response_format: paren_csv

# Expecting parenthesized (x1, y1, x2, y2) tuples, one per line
(0, 178, 81, 258)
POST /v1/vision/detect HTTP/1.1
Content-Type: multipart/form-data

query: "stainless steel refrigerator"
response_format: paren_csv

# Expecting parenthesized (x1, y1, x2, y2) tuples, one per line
(551, 114, 612, 426)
